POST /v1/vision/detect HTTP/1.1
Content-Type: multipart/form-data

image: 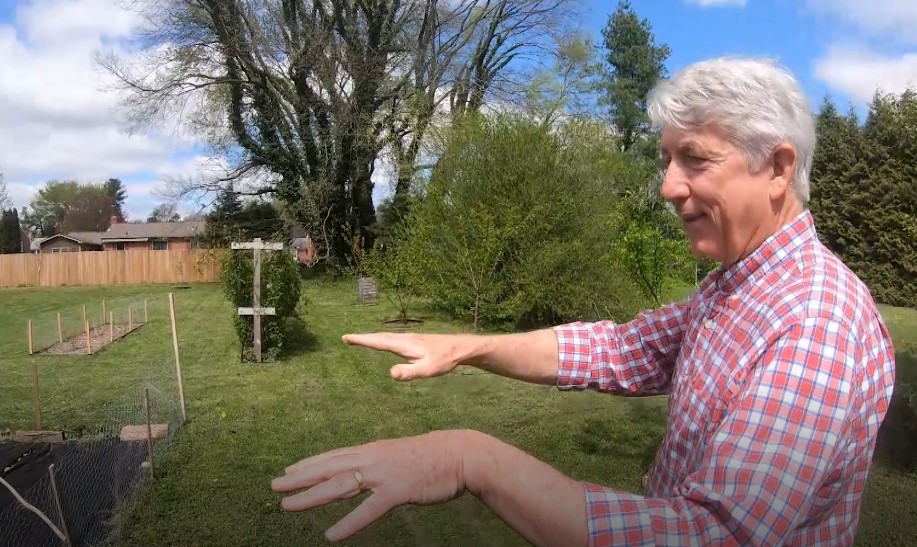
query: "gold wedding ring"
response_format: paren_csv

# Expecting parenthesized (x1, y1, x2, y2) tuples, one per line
(353, 469, 365, 491)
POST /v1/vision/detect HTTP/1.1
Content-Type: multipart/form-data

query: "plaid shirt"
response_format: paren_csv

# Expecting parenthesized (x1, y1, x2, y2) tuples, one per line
(554, 210, 896, 546)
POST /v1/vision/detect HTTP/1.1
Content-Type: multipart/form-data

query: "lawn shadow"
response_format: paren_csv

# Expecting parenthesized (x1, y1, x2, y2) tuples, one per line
(873, 349, 917, 472)
(281, 316, 321, 357)
(572, 398, 667, 473)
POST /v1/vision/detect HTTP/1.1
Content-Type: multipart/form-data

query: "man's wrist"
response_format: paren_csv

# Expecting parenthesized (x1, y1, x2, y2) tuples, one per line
(455, 429, 495, 498)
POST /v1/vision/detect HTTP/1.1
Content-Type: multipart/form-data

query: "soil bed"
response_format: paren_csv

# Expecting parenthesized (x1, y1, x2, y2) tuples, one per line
(40, 324, 141, 356)
(0, 437, 152, 546)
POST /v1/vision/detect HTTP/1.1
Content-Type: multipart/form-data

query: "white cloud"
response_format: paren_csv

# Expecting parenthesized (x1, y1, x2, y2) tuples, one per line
(814, 44, 917, 103)
(684, 0, 746, 7)
(0, 0, 206, 219)
(805, 0, 917, 44)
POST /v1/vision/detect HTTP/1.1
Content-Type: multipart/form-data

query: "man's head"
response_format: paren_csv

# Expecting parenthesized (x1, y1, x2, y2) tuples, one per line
(647, 57, 816, 266)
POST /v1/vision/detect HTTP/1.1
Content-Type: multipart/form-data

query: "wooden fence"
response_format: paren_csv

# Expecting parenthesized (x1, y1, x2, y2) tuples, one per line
(0, 249, 226, 288)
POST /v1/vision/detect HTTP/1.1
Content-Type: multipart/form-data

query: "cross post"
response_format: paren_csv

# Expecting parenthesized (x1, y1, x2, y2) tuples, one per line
(231, 237, 284, 362)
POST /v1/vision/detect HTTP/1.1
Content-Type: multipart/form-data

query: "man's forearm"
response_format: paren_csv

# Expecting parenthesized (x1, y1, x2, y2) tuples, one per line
(459, 429, 589, 547)
(461, 329, 561, 385)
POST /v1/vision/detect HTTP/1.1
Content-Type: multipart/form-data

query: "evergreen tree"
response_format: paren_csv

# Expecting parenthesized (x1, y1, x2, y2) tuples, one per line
(104, 178, 128, 222)
(599, 0, 671, 155)
(0, 208, 22, 253)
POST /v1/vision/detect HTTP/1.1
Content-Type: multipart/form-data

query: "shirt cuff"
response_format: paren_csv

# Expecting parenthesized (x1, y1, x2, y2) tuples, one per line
(553, 322, 599, 390)
(581, 482, 659, 546)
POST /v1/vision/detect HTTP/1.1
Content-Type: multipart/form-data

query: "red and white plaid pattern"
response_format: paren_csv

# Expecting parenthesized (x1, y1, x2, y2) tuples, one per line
(554, 210, 896, 546)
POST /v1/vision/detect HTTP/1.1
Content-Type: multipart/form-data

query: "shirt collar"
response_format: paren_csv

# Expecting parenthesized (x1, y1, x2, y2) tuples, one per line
(712, 209, 817, 294)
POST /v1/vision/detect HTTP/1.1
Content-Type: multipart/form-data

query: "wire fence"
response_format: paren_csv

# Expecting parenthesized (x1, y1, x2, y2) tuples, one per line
(2, 292, 187, 547)
(26, 297, 152, 356)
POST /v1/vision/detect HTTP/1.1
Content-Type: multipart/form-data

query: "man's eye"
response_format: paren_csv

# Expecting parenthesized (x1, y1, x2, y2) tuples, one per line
(685, 155, 707, 165)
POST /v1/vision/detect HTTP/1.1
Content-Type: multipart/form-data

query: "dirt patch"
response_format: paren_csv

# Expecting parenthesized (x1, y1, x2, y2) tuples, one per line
(40, 324, 142, 356)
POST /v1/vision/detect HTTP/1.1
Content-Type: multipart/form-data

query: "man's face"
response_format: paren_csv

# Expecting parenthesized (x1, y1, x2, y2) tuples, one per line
(659, 124, 785, 266)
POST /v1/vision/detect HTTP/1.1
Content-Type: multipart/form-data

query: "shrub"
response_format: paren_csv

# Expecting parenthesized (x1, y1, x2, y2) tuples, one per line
(220, 246, 303, 361)
(403, 113, 657, 330)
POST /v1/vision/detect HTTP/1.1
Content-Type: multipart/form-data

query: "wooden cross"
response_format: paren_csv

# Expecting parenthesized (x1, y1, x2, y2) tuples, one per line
(231, 237, 284, 362)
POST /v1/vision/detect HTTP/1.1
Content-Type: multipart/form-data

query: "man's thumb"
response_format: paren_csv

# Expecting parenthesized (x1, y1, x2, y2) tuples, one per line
(390, 359, 441, 381)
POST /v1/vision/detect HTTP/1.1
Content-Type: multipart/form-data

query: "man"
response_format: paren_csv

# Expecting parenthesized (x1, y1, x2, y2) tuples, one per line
(272, 57, 896, 546)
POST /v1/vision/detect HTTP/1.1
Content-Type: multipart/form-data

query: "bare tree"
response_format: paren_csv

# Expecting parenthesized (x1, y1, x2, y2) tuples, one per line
(385, 0, 579, 195)
(97, 0, 579, 266)
(0, 169, 11, 211)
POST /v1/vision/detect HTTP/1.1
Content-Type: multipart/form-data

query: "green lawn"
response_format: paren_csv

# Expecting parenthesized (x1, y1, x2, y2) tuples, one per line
(1, 280, 915, 546)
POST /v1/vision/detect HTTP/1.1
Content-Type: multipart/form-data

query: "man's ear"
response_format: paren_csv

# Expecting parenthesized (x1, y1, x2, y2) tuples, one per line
(769, 144, 797, 200)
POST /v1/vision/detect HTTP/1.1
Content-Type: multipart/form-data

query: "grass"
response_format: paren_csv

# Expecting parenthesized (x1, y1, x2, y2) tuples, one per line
(1, 280, 915, 546)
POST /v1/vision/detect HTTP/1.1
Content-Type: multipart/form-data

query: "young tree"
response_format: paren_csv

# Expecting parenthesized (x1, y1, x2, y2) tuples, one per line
(25, 180, 115, 235)
(148, 202, 182, 223)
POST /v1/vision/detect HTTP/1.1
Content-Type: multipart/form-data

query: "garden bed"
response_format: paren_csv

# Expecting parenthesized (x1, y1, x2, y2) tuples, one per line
(39, 324, 141, 356)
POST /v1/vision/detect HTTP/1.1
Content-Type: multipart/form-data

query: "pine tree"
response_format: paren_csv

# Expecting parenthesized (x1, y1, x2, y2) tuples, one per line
(104, 178, 128, 222)
(599, 0, 671, 155)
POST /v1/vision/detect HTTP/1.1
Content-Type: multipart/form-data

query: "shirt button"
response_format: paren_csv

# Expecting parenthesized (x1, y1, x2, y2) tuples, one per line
(704, 319, 714, 329)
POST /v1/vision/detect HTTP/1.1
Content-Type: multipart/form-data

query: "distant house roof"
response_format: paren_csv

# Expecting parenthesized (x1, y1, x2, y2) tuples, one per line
(101, 221, 207, 242)
(35, 232, 104, 248)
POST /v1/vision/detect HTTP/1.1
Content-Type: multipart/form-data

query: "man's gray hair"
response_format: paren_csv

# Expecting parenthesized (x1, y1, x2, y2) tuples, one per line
(647, 57, 816, 204)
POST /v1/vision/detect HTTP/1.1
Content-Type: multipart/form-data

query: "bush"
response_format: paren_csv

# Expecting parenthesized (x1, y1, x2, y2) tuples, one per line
(220, 246, 304, 361)
(402, 113, 657, 330)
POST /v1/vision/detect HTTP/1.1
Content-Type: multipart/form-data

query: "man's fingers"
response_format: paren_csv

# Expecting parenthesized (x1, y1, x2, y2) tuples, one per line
(342, 333, 408, 353)
(279, 471, 364, 512)
(325, 491, 395, 542)
(274, 452, 360, 490)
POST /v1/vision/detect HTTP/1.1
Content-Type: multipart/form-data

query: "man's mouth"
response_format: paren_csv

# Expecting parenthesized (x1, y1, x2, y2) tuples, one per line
(681, 212, 705, 224)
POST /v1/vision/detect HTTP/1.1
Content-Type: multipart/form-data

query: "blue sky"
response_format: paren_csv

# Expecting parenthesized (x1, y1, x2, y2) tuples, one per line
(1, 0, 915, 221)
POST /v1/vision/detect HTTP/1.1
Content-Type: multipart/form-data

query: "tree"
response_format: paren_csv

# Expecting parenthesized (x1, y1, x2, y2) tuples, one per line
(809, 90, 917, 307)
(104, 178, 128, 221)
(24, 180, 115, 236)
(0, 208, 22, 254)
(148, 202, 182, 223)
(0, 170, 11, 212)
(599, 0, 670, 155)
(98, 0, 578, 270)
(520, 31, 602, 128)
(404, 113, 649, 330)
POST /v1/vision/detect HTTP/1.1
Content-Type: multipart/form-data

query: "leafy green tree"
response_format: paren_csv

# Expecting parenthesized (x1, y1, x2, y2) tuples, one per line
(599, 0, 671, 156)
(24, 180, 115, 235)
(404, 113, 650, 330)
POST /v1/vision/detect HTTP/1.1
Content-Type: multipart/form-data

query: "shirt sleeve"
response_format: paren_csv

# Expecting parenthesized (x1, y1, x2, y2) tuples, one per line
(579, 316, 862, 546)
(552, 298, 692, 395)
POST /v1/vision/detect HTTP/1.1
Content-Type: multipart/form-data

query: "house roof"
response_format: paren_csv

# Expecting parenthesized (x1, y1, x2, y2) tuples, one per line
(102, 221, 207, 241)
(35, 232, 104, 247)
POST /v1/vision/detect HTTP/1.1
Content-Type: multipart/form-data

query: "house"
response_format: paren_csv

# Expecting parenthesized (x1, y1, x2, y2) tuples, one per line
(34, 232, 104, 253)
(33, 217, 207, 253)
(101, 218, 206, 251)
(290, 236, 317, 265)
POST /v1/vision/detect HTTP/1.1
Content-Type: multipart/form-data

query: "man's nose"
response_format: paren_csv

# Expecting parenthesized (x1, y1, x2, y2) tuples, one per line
(660, 163, 689, 203)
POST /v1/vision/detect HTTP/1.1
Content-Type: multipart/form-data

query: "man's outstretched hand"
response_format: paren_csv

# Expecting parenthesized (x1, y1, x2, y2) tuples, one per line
(272, 430, 471, 542)
(342, 332, 479, 381)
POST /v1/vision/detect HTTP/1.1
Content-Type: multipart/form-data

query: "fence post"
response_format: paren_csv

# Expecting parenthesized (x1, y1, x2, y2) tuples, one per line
(143, 388, 154, 478)
(57, 312, 62, 344)
(129, 306, 133, 331)
(27, 320, 33, 355)
(169, 293, 187, 422)
(144, 299, 149, 323)
(31, 361, 41, 430)
(49, 464, 75, 547)
(109, 312, 114, 343)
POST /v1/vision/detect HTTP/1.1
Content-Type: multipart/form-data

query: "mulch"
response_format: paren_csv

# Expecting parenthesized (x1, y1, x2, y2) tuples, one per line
(40, 323, 141, 356)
